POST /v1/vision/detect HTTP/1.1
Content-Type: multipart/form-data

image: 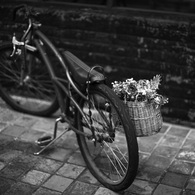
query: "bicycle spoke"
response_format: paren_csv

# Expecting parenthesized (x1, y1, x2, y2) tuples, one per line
(80, 94, 130, 183)
(28, 79, 54, 95)
(103, 147, 123, 178)
(0, 44, 58, 115)
(104, 142, 127, 173)
(0, 63, 20, 81)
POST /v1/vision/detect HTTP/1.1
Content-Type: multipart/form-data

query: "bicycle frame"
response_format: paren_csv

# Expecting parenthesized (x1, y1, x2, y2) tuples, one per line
(11, 17, 98, 154)
(34, 31, 92, 125)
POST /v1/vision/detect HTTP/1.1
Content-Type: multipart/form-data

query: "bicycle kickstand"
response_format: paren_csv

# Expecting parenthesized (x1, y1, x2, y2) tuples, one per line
(34, 116, 70, 156)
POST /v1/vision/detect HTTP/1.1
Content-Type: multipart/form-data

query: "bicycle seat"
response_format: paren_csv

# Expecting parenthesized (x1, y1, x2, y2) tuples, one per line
(63, 51, 106, 85)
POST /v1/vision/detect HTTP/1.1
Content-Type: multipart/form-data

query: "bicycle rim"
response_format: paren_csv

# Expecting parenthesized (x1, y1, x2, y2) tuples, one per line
(76, 84, 138, 191)
(0, 43, 58, 116)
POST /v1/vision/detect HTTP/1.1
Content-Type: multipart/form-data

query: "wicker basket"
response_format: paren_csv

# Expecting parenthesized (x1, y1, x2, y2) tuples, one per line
(126, 101, 163, 137)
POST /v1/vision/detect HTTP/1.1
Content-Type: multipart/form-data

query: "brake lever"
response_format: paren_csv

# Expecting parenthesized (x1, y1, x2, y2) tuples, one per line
(10, 34, 24, 57)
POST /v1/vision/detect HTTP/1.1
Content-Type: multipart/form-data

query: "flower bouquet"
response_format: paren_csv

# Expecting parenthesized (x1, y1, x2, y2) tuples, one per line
(112, 75, 168, 137)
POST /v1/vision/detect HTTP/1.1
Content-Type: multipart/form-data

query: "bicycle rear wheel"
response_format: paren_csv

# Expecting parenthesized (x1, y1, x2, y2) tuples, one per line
(0, 42, 59, 116)
(76, 84, 138, 191)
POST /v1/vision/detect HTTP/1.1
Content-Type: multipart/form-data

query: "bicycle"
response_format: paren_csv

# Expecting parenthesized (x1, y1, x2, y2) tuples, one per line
(0, 5, 138, 192)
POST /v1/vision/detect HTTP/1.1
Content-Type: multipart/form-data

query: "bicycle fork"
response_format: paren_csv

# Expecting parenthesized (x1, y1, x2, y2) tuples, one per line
(11, 34, 37, 86)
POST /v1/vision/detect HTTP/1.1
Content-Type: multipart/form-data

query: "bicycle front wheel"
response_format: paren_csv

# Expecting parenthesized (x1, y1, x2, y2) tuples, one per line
(76, 84, 138, 191)
(0, 42, 59, 116)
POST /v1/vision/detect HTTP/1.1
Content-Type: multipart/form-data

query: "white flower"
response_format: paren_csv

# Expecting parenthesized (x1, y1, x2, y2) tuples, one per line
(154, 96, 161, 104)
(112, 75, 168, 105)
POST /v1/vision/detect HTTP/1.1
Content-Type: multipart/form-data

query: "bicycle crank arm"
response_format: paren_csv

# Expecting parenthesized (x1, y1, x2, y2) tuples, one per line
(34, 116, 93, 155)
(34, 127, 70, 155)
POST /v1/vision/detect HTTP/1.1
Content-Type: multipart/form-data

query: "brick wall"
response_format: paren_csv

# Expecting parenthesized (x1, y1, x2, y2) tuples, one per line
(0, 1, 195, 126)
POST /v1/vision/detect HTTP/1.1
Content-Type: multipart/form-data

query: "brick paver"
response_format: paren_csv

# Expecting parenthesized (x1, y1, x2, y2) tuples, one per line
(4, 182, 37, 195)
(78, 169, 100, 185)
(43, 175, 73, 192)
(95, 187, 120, 195)
(125, 179, 157, 195)
(57, 163, 85, 179)
(161, 172, 188, 188)
(34, 158, 63, 173)
(0, 98, 195, 194)
(22, 170, 50, 186)
(33, 187, 61, 195)
(64, 181, 98, 195)
(153, 184, 181, 195)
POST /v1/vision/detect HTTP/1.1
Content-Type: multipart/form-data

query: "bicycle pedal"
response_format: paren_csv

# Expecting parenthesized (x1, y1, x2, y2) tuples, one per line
(35, 135, 53, 147)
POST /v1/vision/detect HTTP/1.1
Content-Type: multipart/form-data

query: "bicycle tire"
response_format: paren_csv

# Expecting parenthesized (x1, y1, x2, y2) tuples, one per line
(75, 83, 138, 191)
(0, 42, 59, 116)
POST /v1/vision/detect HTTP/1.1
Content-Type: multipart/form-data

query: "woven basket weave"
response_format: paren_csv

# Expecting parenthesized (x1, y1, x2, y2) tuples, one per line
(126, 101, 163, 137)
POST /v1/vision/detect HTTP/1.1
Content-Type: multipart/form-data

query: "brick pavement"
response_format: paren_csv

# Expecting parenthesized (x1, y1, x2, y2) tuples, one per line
(0, 98, 195, 195)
